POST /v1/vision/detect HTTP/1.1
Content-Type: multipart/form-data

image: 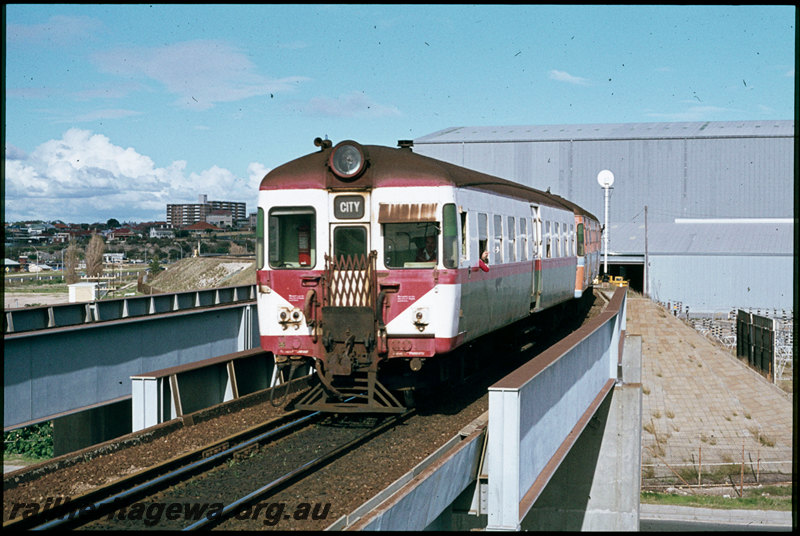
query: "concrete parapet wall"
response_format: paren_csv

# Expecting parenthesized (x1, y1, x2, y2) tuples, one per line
(487, 287, 631, 530)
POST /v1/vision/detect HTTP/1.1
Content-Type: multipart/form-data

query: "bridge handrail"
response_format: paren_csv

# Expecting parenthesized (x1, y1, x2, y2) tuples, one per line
(4, 284, 256, 335)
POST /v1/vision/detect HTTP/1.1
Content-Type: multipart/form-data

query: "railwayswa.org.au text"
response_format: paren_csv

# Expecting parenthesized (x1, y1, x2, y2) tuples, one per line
(9, 498, 331, 527)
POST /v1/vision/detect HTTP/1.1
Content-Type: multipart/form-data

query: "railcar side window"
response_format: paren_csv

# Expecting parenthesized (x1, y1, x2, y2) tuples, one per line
(519, 217, 527, 261)
(256, 207, 265, 270)
(554, 222, 560, 257)
(383, 222, 439, 268)
(507, 216, 516, 262)
(569, 223, 575, 256)
(478, 213, 488, 263)
(553, 222, 561, 257)
(268, 207, 316, 269)
(460, 210, 468, 261)
(545, 221, 551, 258)
(494, 215, 503, 263)
(577, 223, 585, 256)
(555, 221, 559, 257)
(442, 204, 458, 269)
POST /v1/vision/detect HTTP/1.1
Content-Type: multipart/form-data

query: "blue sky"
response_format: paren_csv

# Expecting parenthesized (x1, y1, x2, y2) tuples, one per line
(3, 4, 795, 224)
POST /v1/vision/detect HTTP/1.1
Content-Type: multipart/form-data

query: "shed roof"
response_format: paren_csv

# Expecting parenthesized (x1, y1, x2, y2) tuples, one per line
(416, 120, 794, 144)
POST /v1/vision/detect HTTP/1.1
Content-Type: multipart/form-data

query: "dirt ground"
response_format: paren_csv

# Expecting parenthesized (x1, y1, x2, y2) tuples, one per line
(3, 292, 70, 309)
(145, 257, 254, 292)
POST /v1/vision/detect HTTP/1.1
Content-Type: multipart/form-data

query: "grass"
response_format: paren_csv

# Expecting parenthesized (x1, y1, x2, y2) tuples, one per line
(3, 452, 49, 466)
(641, 485, 793, 511)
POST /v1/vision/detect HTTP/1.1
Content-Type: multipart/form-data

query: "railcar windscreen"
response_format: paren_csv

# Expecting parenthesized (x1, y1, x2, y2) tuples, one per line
(268, 207, 316, 268)
(383, 222, 439, 268)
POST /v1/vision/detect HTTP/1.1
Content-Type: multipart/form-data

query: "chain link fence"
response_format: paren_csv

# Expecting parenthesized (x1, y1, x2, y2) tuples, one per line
(641, 428, 793, 492)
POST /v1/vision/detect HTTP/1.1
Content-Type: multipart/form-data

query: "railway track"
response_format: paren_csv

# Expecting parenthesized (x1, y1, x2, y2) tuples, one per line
(5, 408, 412, 531)
(181, 410, 412, 530)
(4, 409, 319, 530)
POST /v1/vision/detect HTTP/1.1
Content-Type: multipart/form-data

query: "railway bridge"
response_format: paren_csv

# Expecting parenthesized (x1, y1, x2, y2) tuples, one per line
(4, 285, 262, 451)
(4, 285, 638, 530)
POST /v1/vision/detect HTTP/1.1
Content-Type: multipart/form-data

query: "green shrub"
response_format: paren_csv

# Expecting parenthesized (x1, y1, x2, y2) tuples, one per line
(4, 422, 53, 459)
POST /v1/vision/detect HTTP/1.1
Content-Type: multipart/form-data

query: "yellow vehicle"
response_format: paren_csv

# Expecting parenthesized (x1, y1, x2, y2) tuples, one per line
(611, 276, 628, 287)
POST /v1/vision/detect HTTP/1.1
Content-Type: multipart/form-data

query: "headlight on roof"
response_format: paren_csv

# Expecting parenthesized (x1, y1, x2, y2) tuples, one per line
(329, 141, 367, 180)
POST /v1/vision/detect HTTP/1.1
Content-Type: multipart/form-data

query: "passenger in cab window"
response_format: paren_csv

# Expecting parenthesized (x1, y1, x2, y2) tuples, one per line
(479, 249, 490, 272)
(416, 235, 438, 262)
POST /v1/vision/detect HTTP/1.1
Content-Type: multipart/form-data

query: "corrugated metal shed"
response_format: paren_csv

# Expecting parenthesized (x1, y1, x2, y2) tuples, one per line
(413, 120, 794, 224)
(413, 121, 795, 313)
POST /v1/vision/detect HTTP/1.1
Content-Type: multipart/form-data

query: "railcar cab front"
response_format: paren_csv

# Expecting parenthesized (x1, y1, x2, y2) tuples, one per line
(256, 140, 456, 412)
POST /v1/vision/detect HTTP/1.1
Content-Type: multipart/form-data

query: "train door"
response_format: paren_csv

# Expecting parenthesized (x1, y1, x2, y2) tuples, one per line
(327, 222, 372, 309)
(329, 192, 370, 262)
(325, 192, 374, 311)
(531, 205, 542, 309)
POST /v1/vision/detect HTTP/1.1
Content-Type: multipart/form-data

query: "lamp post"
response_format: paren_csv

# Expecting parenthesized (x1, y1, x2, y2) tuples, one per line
(597, 169, 615, 276)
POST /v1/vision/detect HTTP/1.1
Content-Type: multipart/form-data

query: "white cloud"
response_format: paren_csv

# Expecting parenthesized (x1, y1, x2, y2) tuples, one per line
(644, 105, 735, 121)
(300, 92, 402, 118)
(247, 162, 271, 192)
(548, 69, 591, 86)
(4, 143, 28, 161)
(60, 109, 143, 123)
(6, 15, 104, 46)
(4, 129, 260, 223)
(92, 40, 310, 110)
(72, 81, 150, 101)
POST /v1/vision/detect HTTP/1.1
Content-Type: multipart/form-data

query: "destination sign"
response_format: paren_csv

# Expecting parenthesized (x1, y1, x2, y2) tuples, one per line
(334, 195, 365, 219)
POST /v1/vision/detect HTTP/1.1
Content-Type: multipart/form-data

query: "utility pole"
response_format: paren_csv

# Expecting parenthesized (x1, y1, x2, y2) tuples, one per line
(644, 205, 649, 297)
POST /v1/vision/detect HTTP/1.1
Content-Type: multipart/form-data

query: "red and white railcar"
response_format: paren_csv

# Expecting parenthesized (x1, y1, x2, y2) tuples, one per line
(256, 139, 600, 412)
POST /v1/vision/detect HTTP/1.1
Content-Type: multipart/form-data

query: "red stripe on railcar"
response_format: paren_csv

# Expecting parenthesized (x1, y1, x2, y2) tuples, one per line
(259, 269, 324, 308)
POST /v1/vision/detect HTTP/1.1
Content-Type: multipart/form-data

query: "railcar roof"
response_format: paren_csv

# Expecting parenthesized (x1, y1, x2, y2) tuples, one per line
(260, 143, 596, 219)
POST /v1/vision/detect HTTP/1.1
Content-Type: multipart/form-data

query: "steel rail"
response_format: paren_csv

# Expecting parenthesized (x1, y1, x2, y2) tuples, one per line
(9, 410, 321, 531)
(183, 408, 415, 530)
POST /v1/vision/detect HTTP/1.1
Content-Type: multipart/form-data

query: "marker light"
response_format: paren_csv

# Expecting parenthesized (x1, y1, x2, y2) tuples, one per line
(329, 141, 367, 180)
